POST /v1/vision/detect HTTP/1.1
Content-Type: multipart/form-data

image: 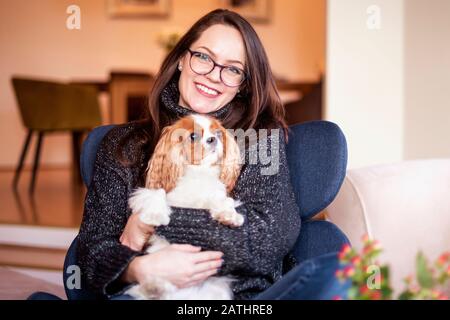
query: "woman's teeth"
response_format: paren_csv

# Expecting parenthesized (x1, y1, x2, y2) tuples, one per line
(196, 83, 219, 96)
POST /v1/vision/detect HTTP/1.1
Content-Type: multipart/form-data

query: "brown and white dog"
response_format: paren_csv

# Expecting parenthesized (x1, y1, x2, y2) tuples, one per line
(126, 114, 243, 300)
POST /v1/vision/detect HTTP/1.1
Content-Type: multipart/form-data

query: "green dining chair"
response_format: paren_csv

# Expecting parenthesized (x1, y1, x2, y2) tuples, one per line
(11, 77, 102, 193)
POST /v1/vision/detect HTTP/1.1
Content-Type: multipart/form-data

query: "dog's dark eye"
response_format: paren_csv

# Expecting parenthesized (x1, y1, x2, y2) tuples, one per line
(190, 132, 200, 141)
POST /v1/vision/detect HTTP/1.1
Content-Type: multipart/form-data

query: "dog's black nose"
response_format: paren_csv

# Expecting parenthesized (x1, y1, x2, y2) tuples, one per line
(206, 137, 216, 145)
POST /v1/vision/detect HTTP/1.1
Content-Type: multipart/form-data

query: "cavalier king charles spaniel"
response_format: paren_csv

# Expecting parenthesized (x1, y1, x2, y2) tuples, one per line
(125, 114, 243, 300)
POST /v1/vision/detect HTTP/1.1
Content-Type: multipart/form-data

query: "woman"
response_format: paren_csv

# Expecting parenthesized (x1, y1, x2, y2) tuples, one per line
(78, 9, 348, 300)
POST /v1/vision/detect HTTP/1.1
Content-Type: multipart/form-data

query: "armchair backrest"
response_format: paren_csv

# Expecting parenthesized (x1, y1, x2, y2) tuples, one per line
(286, 121, 348, 220)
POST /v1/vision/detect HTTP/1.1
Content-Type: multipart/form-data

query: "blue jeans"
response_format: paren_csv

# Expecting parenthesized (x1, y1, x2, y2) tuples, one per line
(110, 252, 350, 300)
(253, 252, 350, 300)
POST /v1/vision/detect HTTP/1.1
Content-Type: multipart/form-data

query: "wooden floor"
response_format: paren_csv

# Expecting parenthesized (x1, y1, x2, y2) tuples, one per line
(0, 167, 82, 291)
(0, 167, 82, 268)
(0, 267, 65, 300)
(0, 167, 86, 228)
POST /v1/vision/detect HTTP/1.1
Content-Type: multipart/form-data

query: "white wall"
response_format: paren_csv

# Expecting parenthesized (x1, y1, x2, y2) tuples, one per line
(326, 0, 405, 169)
(326, 0, 450, 169)
(0, 0, 325, 168)
(404, 0, 450, 160)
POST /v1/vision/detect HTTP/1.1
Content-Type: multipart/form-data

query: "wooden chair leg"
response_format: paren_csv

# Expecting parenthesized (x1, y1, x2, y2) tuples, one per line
(12, 130, 33, 190)
(29, 132, 44, 194)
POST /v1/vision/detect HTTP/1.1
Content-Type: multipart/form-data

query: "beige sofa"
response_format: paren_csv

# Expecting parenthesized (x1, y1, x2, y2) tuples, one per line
(325, 159, 450, 293)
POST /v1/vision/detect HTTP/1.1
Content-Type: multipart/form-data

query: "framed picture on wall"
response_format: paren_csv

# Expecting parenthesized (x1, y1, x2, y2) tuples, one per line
(107, 0, 171, 18)
(219, 0, 271, 23)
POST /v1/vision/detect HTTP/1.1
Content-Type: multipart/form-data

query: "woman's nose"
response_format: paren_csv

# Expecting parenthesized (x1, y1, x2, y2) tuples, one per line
(206, 66, 221, 83)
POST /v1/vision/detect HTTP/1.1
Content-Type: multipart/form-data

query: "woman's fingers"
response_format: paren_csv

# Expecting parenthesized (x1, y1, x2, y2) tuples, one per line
(171, 244, 202, 252)
(120, 213, 156, 251)
(192, 251, 224, 263)
(182, 269, 219, 288)
(193, 258, 223, 274)
(170, 245, 224, 263)
(138, 219, 155, 236)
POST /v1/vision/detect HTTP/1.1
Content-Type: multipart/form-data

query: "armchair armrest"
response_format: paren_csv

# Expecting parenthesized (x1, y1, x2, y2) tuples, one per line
(290, 220, 350, 264)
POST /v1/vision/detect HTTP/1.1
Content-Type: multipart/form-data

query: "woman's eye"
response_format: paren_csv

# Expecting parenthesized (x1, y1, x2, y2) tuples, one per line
(195, 52, 210, 62)
(228, 67, 242, 75)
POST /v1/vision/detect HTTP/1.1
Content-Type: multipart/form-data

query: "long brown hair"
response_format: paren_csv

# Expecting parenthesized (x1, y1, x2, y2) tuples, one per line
(118, 9, 287, 167)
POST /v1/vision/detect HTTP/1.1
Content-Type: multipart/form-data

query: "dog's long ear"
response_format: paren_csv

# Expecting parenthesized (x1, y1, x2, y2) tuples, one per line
(145, 126, 185, 192)
(219, 128, 242, 194)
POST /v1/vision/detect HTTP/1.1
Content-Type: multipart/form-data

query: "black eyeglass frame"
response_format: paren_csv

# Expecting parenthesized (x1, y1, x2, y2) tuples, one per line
(186, 48, 247, 88)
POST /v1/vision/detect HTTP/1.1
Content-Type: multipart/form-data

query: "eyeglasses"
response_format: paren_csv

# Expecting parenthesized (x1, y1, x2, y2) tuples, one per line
(187, 49, 246, 87)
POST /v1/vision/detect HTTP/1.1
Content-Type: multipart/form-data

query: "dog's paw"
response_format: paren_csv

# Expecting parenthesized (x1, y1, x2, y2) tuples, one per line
(213, 210, 244, 227)
(140, 208, 170, 226)
(211, 207, 244, 227)
(210, 197, 244, 227)
(128, 188, 171, 226)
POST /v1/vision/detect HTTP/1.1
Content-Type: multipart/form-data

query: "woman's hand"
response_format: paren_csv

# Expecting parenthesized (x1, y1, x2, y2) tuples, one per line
(123, 244, 224, 289)
(120, 213, 155, 251)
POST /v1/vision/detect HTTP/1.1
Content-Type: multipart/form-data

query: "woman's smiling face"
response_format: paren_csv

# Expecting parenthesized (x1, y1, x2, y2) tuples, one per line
(177, 24, 246, 114)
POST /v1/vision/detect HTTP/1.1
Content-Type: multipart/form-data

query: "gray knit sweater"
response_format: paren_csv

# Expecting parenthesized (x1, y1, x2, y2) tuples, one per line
(77, 84, 302, 300)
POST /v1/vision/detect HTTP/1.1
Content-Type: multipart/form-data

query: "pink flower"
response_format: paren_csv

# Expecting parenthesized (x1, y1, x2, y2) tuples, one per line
(341, 243, 351, 253)
(404, 275, 413, 284)
(339, 244, 352, 260)
(370, 290, 382, 300)
(335, 269, 344, 279)
(372, 240, 382, 250)
(436, 252, 449, 266)
(332, 295, 342, 300)
(363, 245, 372, 255)
(410, 285, 420, 294)
(431, 290, 442, 299)
(446, 265, 450, 276)
(361, 234, 370, 243)
(351, 256, 362, 266)
(359, 285, 369, 295)
(344, 265, 355, 277)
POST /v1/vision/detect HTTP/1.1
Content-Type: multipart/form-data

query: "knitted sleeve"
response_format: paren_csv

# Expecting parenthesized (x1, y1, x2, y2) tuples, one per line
(77, 128, 143, 296)
(157, 130, 301, 276)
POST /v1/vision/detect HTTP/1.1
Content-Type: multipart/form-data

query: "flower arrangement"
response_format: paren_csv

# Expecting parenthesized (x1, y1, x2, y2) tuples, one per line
(335, 235, 450, 300)
(156, 28, 183, 53)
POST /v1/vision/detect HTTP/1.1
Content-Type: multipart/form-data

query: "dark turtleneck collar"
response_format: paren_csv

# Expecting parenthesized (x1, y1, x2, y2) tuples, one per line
(160, 78, 233, 121)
